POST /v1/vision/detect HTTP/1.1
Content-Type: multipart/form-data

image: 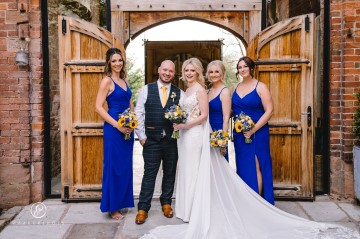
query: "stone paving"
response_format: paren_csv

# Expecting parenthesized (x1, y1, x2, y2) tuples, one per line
(0, 196, 360, 239)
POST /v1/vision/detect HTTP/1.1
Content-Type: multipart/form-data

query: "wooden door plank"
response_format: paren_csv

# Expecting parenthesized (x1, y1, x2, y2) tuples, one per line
(65, 65, 74, 198)
(81, 73, 100, 123)
(249, 10, 261, 43)
(256, 16, 304, 58)
(59, 16, 125, 200)
(73, 74, 82, 124)
(74, 137, 82, 185)
(82, 137, 103, 184)
(249, 14, 316, 199)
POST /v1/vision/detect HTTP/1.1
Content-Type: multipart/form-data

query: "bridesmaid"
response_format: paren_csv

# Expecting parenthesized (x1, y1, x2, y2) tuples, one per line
(95, 48, 134, 219)
(231, 56, 275, 204)
(206, 60, 231, 160)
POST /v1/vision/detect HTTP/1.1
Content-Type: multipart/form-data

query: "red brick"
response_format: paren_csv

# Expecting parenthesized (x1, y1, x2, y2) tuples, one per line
(0, 4, 7, 10)
(0, 124, 11, 130)
(30, 181, 43, 203)
(0, 156, 20, 164)
(5, 10, 28, 24)
(0, 184, 30, 209)
(10, 123, 31, 130)
(0, 163, 30, 184)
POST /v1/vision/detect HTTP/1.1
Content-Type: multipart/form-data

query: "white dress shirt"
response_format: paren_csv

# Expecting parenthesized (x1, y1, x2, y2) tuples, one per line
(135, 80, 184, 141)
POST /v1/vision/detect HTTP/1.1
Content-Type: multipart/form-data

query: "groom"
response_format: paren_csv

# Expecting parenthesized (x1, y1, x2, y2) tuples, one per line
(134, 60, 182, 224)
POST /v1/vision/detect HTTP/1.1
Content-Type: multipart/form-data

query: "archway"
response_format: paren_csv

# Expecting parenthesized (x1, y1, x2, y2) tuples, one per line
(125, 19, 246, 93)
(110, 0, 262, 47)
(125, 19, 246, 195)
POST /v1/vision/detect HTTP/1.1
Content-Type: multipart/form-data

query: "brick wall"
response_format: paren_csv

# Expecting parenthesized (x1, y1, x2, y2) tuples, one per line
(329, 0, 360, 198)
(0, 0, 43, 209)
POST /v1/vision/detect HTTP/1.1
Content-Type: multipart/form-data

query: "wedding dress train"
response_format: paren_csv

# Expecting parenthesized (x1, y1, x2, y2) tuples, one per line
(141, 120, 360, 238)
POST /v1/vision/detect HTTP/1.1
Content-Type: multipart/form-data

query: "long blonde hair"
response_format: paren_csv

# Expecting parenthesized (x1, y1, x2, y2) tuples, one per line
(206, 60, 226, 84)
(181, 57, 206, 88)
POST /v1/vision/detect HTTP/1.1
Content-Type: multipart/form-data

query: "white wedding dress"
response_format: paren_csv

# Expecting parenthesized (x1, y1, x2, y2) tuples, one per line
(175, 92, 204, 222)
(141, 92, 360, 239)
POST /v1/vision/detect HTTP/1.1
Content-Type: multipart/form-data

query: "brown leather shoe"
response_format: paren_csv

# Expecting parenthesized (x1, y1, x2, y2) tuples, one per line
(135, 210, 148, 224)
(162, 204, 173, 218)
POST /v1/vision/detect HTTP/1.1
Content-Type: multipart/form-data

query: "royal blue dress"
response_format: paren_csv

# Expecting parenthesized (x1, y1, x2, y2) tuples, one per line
(209, 87, 228, 161)
(232, 81, 274, 204)
(100, 79, 134, 212)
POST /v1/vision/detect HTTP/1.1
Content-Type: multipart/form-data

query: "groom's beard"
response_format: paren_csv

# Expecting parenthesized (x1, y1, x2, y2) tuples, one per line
(159, 76, 173, 85)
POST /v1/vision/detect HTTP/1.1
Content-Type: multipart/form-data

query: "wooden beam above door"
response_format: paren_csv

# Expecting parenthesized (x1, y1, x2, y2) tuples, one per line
(111, 0, 262, 11)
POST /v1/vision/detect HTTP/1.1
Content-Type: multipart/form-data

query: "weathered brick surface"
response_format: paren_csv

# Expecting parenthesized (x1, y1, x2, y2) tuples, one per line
(329, 0, 360, 198)
(0, 164, 30, 184)
(0, 0, 43, 209)
(0, 184, 30, 208)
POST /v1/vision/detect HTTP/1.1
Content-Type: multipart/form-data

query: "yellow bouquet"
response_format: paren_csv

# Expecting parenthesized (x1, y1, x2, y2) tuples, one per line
(210, 129, 229, 156)
(234, 112, 255, 143)
(164, 104, 187, 139)
(118, 108, 138, 140)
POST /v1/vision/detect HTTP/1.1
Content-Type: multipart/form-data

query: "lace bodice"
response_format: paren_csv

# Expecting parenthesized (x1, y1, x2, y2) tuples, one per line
(180, 92, 200, 122)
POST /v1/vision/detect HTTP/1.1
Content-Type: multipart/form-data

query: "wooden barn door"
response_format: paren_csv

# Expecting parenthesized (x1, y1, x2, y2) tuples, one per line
(248, 14, 316, 199)
(145, 41, 222, 90)
(58, 16, 125, 200)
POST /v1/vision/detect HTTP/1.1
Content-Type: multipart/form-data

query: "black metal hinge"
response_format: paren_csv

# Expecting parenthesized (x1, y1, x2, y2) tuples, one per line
(76, 188, 102, 192)
(305, 15, 310, 32)
(62, 18, 67, 35)
(64, 185, 69, 202)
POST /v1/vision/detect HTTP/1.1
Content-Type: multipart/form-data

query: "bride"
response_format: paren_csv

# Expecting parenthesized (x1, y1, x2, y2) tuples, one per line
(173, 58, 208, 222)
(141, 58, 360, 239)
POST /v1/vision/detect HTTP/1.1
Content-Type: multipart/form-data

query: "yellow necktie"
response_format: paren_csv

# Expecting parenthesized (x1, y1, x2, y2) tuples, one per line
(161, 86, 167, 107)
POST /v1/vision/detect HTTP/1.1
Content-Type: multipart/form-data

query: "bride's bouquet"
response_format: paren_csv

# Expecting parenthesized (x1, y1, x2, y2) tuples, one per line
(164, 104, 187, 139)
(118, 108, 138, 140)
(210, 129, 229, 156)
(234, 112, 255, 143)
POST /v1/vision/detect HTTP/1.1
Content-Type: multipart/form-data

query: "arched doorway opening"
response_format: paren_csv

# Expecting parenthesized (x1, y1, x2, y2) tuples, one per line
(126, 19, 246, 98)
(125, 19, 246, 195)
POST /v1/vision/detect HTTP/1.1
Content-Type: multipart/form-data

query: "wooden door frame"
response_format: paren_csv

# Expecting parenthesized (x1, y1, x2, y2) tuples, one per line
(110, 0, 262, 47)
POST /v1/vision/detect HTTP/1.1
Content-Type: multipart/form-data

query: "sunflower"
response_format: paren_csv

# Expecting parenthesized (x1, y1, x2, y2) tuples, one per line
(129, 120, 138, 129)
(211, 141, 218, 147)
(235, 121, 243, 133)
(118, 117, 126, 127)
